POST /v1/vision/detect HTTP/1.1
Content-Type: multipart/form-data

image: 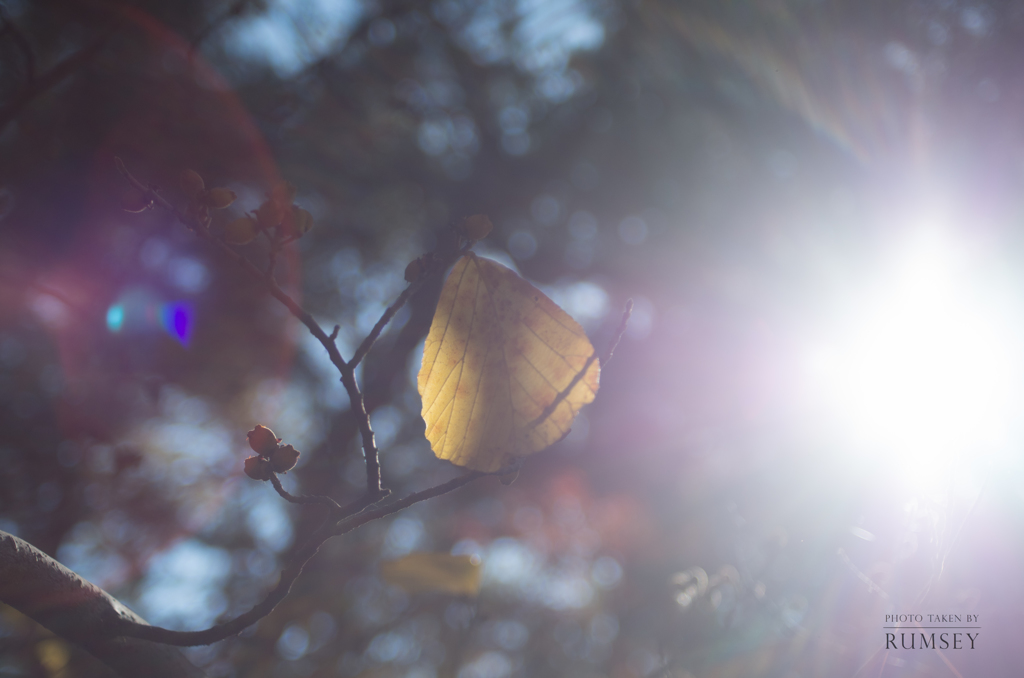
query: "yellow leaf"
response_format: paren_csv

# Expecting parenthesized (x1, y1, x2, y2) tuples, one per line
(380, 553, 482, 595)
(418, 253, 600, 472)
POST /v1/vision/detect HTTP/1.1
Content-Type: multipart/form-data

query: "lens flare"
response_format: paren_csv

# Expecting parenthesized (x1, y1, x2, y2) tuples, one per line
(803, 230, 1023, 490)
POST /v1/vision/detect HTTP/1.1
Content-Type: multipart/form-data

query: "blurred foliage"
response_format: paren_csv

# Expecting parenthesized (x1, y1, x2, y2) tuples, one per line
(2, 0, 1024, 677)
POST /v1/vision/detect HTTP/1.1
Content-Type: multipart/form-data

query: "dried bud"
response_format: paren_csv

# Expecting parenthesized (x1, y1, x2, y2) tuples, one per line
(247, 425, 280, 457)
(203, 188, 237, 209)
(270, 181, 298, 205)
(224, 216, 258, 244)
(270, 444, 300, 473)
(121, 190, 152, 213)
(460, 214, 493, 242)
(244, 456, 274, 481)
(292, 207, 313, 236)
(404, 257, 424, 283)
(255, 200, 285, 230)
(180, 169, 205, 199)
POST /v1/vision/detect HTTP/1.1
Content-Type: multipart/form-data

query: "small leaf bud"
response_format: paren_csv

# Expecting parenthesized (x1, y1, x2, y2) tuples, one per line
(180, 169, 205, 199)
(270, 444, 300, 473)
(255, 200, 285, 229)
(203, 188, 237, 209)
(224, 216, 258, 244)
(460, 214, 493, 241)
(244, 456, 274, 481)
(247, 425, 280, 457)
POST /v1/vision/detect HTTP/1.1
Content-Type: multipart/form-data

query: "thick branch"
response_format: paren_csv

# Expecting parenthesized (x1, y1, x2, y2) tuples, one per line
(0, 531, 205, 678)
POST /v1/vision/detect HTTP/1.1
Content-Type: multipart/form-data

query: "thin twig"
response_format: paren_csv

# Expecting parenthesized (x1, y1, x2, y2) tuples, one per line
(529, 299, 632, 429)
(115, 158, 387, 498)
(348, 249, 467, 369)
(269, 474, 340, 509)
(600, 299, 633, 366)
(0, 7, 35, 87)
(0, 35, 106, 133)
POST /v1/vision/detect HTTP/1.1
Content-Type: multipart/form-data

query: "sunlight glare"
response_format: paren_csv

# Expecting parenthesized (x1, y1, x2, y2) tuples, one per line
(804, 230, 1023, 487)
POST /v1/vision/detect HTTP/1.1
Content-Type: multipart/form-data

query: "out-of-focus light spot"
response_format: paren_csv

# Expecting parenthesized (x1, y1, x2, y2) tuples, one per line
(458, 651, 512, 678)
(545, 280, 608, 323)
(567, 210, 598, 240)
(625, 296, 654, 339)
(502, 131, 531, 156)
(137, 540, 231, 629)
(277, 624, 310, 660)
(367, 630, 419, 664)
(531, 194, 562, 226)
(106, 304, 125, 332)
(247, 497, 294, 552)
(368, 17, 396, 45)
(161, 302, 194, 346)
(591, 556, 623, 589)
(492, 620, 529, 651)
(589, 613, 619, 645)
(508, 230, 537, 259)
(960, 6, 991, 36)
(30, 294, 70, 328)
(168, 257, 209, 293)
(383, 517, 425, 558)
(618, 215, 648, 245)
(139, 237, 170, 270)
(928, 21, 949, 45)
(419, 119, 450, 155)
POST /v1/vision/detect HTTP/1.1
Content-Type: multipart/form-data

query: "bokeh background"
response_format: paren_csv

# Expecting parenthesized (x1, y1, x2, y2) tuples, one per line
(2, 0, 1024, 676)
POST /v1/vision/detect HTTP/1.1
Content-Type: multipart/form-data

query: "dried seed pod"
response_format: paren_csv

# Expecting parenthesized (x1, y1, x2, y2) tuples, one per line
(121, 190, 152, 213)
(270, 181, 298, 205)
(460, 214, 493, 241)
(404, 257, 424, 283)
(224, 216, 258, 244)
(203, 188, 237, 209)
(255, 200, 285, 229)
(180, 169, 205, 199)
(270, 444, 300, 473)
(244, 456, 274, 481)
(247, 425, 280, 457)
(292, 207, 313, 236)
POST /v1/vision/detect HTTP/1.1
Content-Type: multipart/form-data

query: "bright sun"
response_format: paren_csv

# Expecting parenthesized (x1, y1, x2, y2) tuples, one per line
(804, 230, 1023, 488)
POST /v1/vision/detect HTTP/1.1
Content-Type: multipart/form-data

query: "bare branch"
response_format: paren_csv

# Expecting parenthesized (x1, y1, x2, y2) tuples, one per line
(115, 159, 387, 497)
(269, 473, 341, 509)
(0, 532, 206, 677)
(0, 35, 106, 133)
(114, 468, 504, 646)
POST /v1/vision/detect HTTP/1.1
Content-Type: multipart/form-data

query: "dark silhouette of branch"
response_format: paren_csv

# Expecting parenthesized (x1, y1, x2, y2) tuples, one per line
(114, 468, 503, 646)
(269, 473, 340, 509)
(0, 531, 206, 677)
(114, 158, 389, 497)
(0, 6, 35, 86)
(0, 35, 106, 133)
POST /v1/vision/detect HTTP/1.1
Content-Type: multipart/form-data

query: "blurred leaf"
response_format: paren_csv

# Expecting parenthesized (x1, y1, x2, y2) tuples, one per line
(380, 553, 482, 596)
(418, 254, 600, 472)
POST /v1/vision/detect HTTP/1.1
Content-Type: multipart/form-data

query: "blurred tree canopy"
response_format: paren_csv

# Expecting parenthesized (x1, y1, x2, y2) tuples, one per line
(3, 0, 1024, 676)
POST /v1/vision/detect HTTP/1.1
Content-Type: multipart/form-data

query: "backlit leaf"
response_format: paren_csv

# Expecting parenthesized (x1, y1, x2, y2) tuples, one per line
(418, 253, 600, 472)
(380, 553, 482, 595)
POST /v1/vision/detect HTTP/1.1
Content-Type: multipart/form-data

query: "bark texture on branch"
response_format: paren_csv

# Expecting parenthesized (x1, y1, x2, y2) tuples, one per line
(0, 531, 206, 678)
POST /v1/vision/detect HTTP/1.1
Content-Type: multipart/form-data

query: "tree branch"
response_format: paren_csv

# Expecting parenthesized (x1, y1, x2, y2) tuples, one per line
(0, 531, 206, 678)
(114, 468, 500, 646)
(269, 473, 340, 509)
